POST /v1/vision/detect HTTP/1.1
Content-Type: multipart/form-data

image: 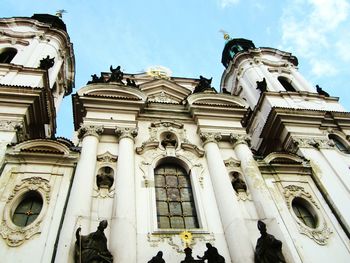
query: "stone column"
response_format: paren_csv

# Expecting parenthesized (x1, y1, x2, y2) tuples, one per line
(110, 127, 138, 263)
(200, 132, 254, 263)
(56, 125, 103, 261)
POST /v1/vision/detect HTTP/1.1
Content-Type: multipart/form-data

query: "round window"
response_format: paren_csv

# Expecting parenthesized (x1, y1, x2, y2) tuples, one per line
(12, 191, 43, 227)
(292, 197, 317, 228)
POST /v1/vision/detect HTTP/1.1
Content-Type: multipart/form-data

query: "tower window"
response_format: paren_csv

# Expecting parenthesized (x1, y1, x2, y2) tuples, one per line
(329, 134, 349, 153)
(0, 47, 17, 63)
(12, 191, 43, 227)
(155, 163, 199, 229)
(292, 197, 317, 228)
(278, 76, 296, 92)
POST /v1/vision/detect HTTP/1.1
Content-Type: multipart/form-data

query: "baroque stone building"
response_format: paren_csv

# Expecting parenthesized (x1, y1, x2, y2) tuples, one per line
(0, 14, 349, 263)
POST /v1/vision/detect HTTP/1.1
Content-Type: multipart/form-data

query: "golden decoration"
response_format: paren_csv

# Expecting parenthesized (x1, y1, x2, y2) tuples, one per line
(180, 231, 193, 247)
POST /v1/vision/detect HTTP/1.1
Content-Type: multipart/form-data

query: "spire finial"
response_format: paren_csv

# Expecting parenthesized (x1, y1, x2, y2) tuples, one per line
(55, 9, 67, 18)
(219, 29, 231, 41)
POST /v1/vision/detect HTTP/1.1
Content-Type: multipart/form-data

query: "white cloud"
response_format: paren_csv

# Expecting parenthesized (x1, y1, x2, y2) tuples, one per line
(219, 0, 240, 8)
(280, 0, 350, 77)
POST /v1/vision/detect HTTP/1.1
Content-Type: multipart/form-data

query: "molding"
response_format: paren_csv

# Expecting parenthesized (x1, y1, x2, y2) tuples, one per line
(77, 125, 104, 139)
(286, 137, 334, 153)
(115, 127, 138, 141)
(97, 151, 117, 163)
(0, 177, 51, 247)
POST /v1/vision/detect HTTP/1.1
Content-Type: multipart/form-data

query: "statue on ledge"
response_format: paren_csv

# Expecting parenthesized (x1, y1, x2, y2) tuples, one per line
(109, 65, 124, 84)
(197, 243, 225, 263)
(181, 247, 203, 263)
(39, 55, 55, 70)
(193, 76, 216, 93)
(316, 85, 330, 97)
(74, 220, 113, 263)
(255, 220, 286, 263)
(148, 251, 165, 263)
(256, 78, 267, 93)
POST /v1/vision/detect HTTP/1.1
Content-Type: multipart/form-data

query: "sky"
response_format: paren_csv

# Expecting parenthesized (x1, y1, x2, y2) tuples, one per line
(1, 0, 350, 139)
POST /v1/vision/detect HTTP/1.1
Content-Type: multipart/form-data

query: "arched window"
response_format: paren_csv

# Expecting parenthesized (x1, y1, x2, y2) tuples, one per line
(278, 76, 296, 92)
(0, 47, 17, 63)
(12, 191, 43, 227)
(329, 134, 349, 153)
(155, 163, 199, 229)
(292, 197, 317, 228)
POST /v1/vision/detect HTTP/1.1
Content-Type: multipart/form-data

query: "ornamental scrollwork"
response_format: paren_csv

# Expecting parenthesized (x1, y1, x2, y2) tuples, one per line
(229, 133, 251, 147)
(0, 177, 51, 247)
(78, 125, 104, 139)
(297, 221, 332, 246)
(97, 151, 117, 163)
(283, 185, 319, 209)
(286, 137, 334, 153)
(115, 127, 138, 141)
(199, 132, 222, 145)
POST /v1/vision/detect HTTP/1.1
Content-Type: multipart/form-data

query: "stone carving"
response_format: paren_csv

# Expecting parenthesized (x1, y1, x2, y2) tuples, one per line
(39, 55, 55, 70)
(254, 220, 286, 263)
(126, 78, 139, 88)
(231, 172, 247, 193)
(193, 76, 216, 94)
(197, 243, 225, 263)
(316, 85, 330, 97)
(109, 65, 124, 84)
(87, 74, 106, 84)
(199, 132, 222, 145)
(286, 137, 334, 153)
(0, 177, 50, 246)
(283, 185, 319, 209)
(97, 152, 118, 163)
(182, 247, 203, 263)
(115, 127, 138, 140)
(256, 78, 267, 93)
(0, 120, 24, 131)
(161, 133, 177, 148)
(96, 167, 114, 190)
(297, 221, 332, 245)
(148, 251, 165, 263)
(149, 91, 178, 103)
(229, 133, 251, 147)
(78, 125, 104, 139)
(74, 220, 113, 263)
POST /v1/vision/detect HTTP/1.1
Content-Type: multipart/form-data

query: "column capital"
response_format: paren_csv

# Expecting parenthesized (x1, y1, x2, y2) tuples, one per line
(115, 127, 138, 141)
(286, 137, 334, 153)
(78, 125, 104, 139)
(199, 132, 222, 145)
(229, 133, 251, 147)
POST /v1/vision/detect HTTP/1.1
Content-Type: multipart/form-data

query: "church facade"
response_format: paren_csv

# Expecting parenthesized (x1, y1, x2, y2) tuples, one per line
(0, 14, 349, 263)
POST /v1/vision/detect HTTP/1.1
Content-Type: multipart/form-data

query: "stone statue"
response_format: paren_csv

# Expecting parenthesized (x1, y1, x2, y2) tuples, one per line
(181, 247, 203, 263)
(74, 220, 113, 263)
(254, 220, 286, 263)
(193, 76, 216, 93)
(316, 85, 330, 97)
(231, 172, 247, 193)
(148, 251, 165, 263)
(197, 243, 225, 263)
(87, 74, 105, 84)
(109, 65, 124, 83)
(256, 78, 267, 93)
(96, 167, 114, 190)
(161, 133, 177, 148)
(126, 78, 138, 88)
(39, 55, 55, 70)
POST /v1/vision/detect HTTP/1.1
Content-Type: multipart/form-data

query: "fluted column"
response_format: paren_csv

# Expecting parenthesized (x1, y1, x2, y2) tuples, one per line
(200, 132, 254, 263)
(56, 125, 103, 262)
(230, 134, 276, 218)
(110, 127, 138, 263)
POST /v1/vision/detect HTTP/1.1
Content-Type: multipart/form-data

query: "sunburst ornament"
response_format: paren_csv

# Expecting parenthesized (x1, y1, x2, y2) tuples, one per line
(180, 231, 193, 247)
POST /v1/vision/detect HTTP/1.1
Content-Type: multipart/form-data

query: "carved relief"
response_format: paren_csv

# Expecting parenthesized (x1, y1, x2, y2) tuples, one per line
(286, 137, 335, 153)
(97, 151, 117, 163)
(283, 185, 332, 245)
(78, 125, 104, 139)
(229, 133, 251, 147)
(0, 177, 51, 246)
(148, 91, 178, 103)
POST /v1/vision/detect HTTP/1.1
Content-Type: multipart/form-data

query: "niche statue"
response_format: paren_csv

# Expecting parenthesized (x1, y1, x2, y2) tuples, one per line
(254, 220, 286, 263)
(197, 243, 225, 263)
(74, 220, 113, 263)
(181, 247, 203, 263)
(148, 251, 165, 263)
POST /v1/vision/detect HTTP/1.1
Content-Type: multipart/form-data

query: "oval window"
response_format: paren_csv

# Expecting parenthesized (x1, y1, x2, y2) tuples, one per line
(292, 197, 317, 228)
(12, 191, 43, 227)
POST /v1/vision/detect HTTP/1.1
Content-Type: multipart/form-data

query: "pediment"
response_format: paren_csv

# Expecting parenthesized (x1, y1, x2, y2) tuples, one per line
(13, 139, 71, 155)
(187, 93, 248, 108)
(77, 84, 147, 101)
(264, 152, 306, 164)
(140, 79, 192, 104)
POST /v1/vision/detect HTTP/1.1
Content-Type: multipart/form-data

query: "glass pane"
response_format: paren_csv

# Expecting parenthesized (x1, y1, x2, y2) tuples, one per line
(165, 167, 176, 175)
(176, 167, 185, 176)
(169, 202, 182, 215)
(156, 188, 167, 201)
(158, 216, 170, 228)
(180, 188, 192, 201)
(155, 175, 165, 187)
(27, 214, 39, 225)
(178, 176, 190, 187)
(12, 214, 28, 227)
(166, 175, 177, 186)
(14, 199, 32, 213)
(31, 200, 43, 214)
(182, 202, 196, 216)
(185, 217, 199, 229)
(167, 188, 180, 201)
(157, 202, 169, 215)
(304, 216, 316, 228)
(170, 217, 184, 228)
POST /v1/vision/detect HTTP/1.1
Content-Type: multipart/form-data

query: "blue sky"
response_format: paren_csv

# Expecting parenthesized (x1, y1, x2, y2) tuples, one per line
(1, 0, 350, 139)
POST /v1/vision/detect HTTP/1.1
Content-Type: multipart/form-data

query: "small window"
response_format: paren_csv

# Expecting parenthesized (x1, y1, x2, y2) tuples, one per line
(0, 47, 17, 63)
(155, 163, 199, 229)
(329, 134, 349, 153)
(12, 191, 43, 227)
(278, 76, 296, 92)
(292, 197, 317, 228)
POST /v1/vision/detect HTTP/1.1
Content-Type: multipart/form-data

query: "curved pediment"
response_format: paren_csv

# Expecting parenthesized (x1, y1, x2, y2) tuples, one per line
(77, 84, 147, 101)
(187, 93, 248, 108)
(264, 152, 306, 164)
(13, 139, 72, 155)
(140, 79, 192, 104)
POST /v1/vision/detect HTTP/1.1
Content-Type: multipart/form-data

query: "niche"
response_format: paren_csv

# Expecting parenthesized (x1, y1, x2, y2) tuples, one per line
(96, 166, 114, 190)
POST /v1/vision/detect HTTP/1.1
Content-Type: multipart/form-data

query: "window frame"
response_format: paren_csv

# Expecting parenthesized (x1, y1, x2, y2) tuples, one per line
(0, 47, 18, 63)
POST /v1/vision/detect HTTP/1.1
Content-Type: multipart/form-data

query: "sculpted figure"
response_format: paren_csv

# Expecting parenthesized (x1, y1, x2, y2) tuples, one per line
(181, 247, 203, 263)
(126, 78, 138, 88)
(316, 85, 330, 97)
(194, 76, 215, 93)
(39, 55, 55, 70)
(74, 220, 113, 263)
(109, 65, 124, 83)
(161, 133, 177, 148)
(148, 251, 165, 263)
(96, 167, 114, 190)
(197, 243, 225, 263)
(255, 220, 286, 263)
(231, 172, 247, 193)
(256, 78, 267, 92)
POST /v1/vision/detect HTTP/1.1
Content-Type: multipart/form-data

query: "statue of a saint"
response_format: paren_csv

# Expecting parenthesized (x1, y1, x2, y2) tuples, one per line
(231, 172, 247, 193)
(161, 133, 177, 148)
(148, 251, 165, 263)
(74, 220, 113, 263)
(256, 78, 267, 93)
(193, 76, 216, 93)
(181, 247, 203, 263)
(197, 243, 225, 263)
(255, 220, 286, 263)
(109, 65, 124, 83)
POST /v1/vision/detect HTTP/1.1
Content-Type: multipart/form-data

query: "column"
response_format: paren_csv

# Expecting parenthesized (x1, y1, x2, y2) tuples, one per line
(110, 127, 138, 263)
(200, 132, 254, 263)
(231, 134, 276, 219)
(56, 125, 103, 262)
